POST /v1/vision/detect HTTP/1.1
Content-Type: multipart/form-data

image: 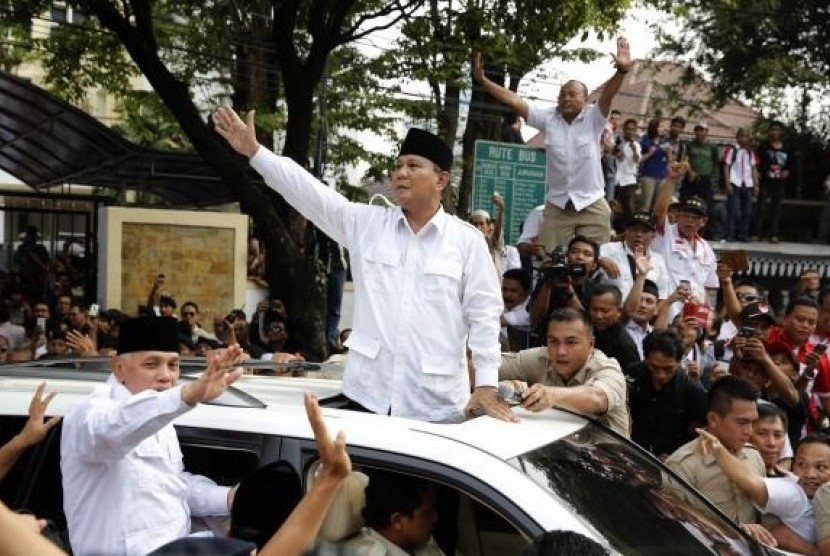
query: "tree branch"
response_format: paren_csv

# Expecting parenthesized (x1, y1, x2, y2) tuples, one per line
(338, 0, 425, 45)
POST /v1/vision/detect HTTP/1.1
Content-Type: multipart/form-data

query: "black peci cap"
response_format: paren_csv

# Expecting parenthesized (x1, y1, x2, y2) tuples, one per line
(398, 128, 453, 171)
(117, 316, 180, 354)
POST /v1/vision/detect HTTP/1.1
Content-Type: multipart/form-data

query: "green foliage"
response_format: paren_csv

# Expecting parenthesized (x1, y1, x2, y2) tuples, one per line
(36, 16, 140, 103)
(0, 19, 33, 72)
(649, 0, 830, 99)
(111, 90, 191, 150)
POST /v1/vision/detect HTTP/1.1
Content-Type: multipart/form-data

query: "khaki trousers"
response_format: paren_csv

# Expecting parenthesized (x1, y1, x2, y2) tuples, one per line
(538, 197, 612, 252)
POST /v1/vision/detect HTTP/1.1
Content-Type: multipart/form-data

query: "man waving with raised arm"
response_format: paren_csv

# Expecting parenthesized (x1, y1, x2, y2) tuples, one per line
(473, 38, 632, 250)
(215, 108, 513, 424)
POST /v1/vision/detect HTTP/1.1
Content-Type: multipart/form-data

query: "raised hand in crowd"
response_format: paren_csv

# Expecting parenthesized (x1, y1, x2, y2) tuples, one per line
(634, 247, 653, 276)
(0, 382, 61, 481)
(685, 359, 701, 382)
(258, 393, 351, 556)
(598, 257, 621, 278)
(66, 330, 97, 357)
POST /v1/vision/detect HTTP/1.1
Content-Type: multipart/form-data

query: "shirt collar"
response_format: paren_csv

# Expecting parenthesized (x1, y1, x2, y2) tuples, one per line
(395, 205, 448, 236)
(555, 104, 591, 123)
(626, 319, 651, 334)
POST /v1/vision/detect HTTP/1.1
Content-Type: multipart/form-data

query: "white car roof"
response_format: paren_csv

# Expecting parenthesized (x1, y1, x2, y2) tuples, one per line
(0, 370, 600, 541)
(0, 371, 586, 461)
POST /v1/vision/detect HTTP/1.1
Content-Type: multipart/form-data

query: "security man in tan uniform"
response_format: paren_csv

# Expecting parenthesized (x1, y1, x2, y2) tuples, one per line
(814, 483, 830, 555)
(498, 307, 629, 437)
(665, 376, 766, 525)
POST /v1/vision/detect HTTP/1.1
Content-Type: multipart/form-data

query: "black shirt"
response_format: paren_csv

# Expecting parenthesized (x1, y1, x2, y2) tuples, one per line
(594, 322, 641, 372)
(626, 361, 707, 457)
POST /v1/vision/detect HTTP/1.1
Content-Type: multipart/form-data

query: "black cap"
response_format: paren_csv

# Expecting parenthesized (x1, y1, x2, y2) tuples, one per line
(117, 316, 180, 354)
(740, 302, 776, 324)
(642, 279, 659, 299)
(398, 128, 453, 171)
(680, 196, 707, 216)
(148, 538, 257, 556)
(626, 211, 655, 230)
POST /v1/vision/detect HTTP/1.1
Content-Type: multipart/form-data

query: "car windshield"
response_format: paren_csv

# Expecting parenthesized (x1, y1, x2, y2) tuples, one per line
(509, 422, 787, 556)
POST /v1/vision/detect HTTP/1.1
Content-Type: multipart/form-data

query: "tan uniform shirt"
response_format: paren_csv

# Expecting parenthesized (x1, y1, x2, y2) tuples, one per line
(498, 347, 630, 437)
(814, 482, 830, 541)
(665, 437, 766, 524)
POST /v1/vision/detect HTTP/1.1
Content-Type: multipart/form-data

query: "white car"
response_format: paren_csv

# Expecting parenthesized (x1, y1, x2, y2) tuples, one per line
(0, 360, 792, 555)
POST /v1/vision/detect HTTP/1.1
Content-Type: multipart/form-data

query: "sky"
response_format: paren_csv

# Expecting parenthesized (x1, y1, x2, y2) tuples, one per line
(520, 8, 667, 105)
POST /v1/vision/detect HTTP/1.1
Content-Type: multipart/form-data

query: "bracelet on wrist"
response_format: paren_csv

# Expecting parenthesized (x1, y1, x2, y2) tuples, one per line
(615, 65, 629, 74)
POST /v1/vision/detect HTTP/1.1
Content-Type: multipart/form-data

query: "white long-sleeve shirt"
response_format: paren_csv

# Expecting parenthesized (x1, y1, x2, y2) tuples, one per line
(61, 377, 230, 555)
(250, 148, 502, 423)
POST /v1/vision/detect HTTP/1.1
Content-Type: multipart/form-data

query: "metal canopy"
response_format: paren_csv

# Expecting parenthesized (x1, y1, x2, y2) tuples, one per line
(0, 70, 241, 206)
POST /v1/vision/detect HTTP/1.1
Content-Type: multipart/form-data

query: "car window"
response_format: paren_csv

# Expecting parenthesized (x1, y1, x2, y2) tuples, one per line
(510, 423, 769, 556)
(0, 416, 65, 533)
(300, 445, 528, 556)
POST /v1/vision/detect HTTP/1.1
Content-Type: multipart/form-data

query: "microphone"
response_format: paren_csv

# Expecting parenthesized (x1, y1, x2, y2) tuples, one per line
(498, 381, 526, 405)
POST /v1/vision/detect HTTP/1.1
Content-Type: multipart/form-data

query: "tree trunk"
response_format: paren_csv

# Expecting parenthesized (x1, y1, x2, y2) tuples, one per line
(457, 64, 506, 218)
(89, 3, 327, 360)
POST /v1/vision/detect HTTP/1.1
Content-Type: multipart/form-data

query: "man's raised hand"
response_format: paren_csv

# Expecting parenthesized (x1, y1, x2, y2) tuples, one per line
(214, 107, 260, 159)
(18, 382, 61, 448)
(472, 52, 486, 85)
(181, 344, 245, 406)
(611, 37, 632, 72)
(305, 393, 350, 483)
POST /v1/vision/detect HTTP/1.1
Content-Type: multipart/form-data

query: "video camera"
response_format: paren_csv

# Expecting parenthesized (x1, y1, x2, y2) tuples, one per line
(539, 246, 587, 284)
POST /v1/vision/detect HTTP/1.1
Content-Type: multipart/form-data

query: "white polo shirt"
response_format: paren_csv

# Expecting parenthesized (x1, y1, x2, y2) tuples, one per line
(527, 103, 607, 210)
(756, 474, 814, 544)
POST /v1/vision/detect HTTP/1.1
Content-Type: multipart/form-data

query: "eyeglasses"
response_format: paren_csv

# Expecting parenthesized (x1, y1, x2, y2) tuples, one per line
(737, 294, 759, 302)
(182, 311, 196, 317)
(0, 347, 8, 353)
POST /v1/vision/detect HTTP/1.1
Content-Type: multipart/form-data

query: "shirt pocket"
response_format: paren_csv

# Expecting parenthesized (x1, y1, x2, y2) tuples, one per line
(422, 259, 462, 301)
(343, 330, 381, 360)
(421, 357, 458, 376)
(361, 243, 400, 298)
(576, 138, 594, 159)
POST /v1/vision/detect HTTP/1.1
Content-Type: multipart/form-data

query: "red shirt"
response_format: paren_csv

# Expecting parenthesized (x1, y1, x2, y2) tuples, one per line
(766, 325, 830, 395)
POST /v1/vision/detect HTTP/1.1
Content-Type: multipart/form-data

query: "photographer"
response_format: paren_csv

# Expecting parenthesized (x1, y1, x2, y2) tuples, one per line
(529, 236, 607, 338)
(729, 337, 802, 445)
(250, 299, 288, 348)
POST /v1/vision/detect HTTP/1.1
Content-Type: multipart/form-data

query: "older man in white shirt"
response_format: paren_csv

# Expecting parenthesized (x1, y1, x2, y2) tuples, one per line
(599, 212, 669, 304)
(215, 109, 511, 424)
(61, 317, 245, 555)
(652, 164, 719, 318)
(474, 38, 633, 249)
